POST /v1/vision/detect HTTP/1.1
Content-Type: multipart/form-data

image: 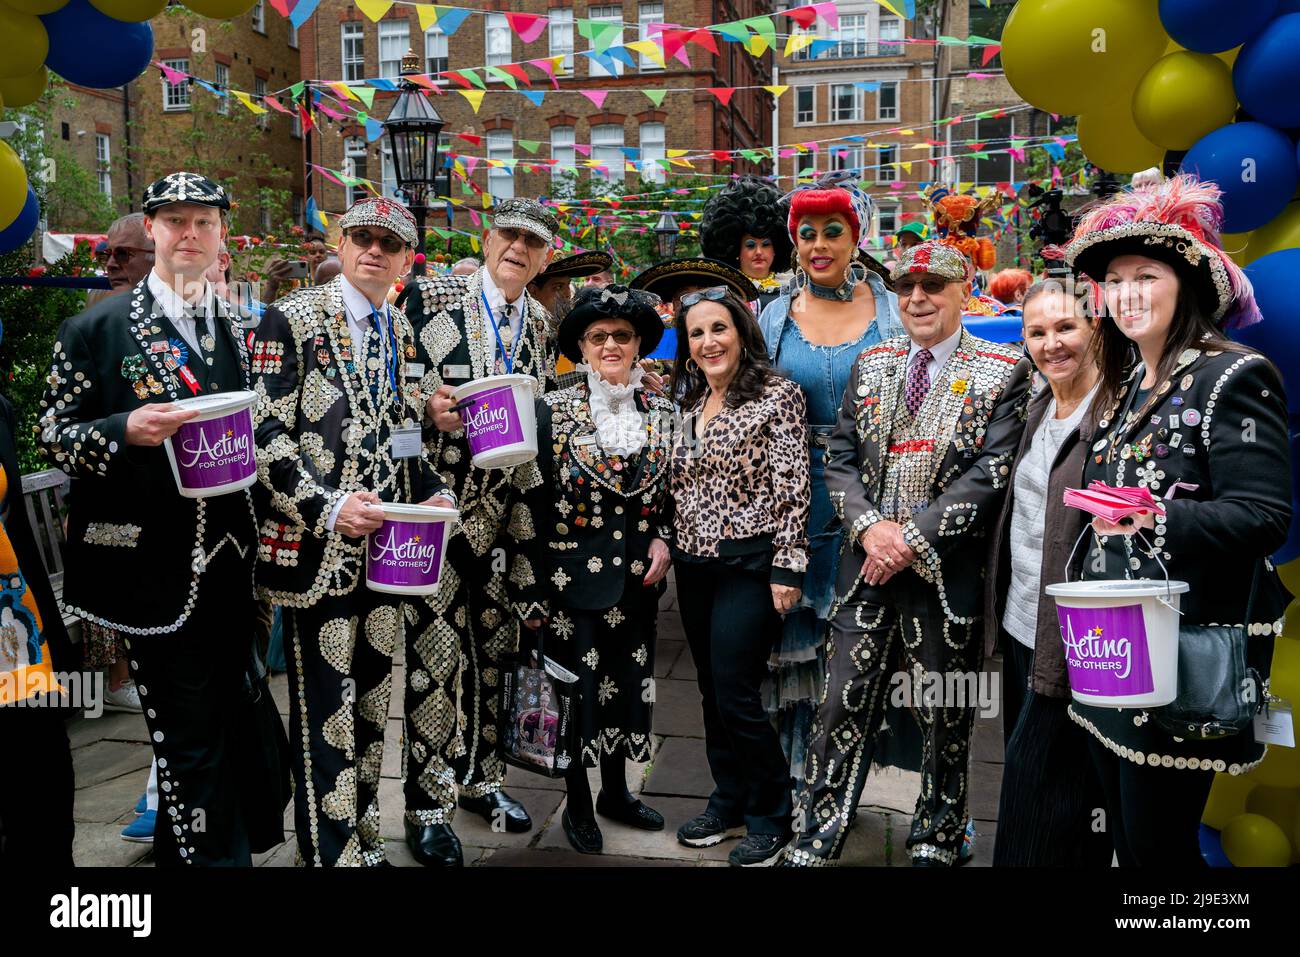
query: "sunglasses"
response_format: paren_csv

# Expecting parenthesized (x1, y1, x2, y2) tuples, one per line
(895, 276, 956, 297)
(347, 228, 407, 255)
(496, 226, 549, 251)
(97, 246, 153, 265)
(582, 330, 639, 346)
(679, 286, 730, 308)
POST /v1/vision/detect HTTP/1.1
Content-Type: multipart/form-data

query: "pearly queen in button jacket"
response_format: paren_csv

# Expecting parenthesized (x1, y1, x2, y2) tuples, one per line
(36, 277, 256, 634)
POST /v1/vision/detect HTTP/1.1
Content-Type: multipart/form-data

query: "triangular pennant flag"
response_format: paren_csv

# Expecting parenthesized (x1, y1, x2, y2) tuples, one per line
(305, 196, 329, 232)
(365, 119, 384, 142)
(741, 16, 775, 54)
(485, 66, 518, 89)
(689, 29, 719, 55)
(520, 90, 545, 106)
(503, 64, 532, 87)
(289, 0, 320, 29)
(809, 38, 838, 57)
(505, 12, 548, 44)
(264, 95, 291, 114)
(365, 78, 399, 91)
(784, 6, 818, 28)
(456, 133, 482, 145)
(434, 7, 471, 35)
(289, 81, 306, 101)
(267, 0, 289, 15)
(529, 58, 561, 89)
(157, 61, 188, 86)
(355, 0, 392, 22)
(574, 143, 592, 157)
(784, 34, 815, 56)
(458, 89, 487, 113)
(581, 89, 609, 109)
(763, 85, 789, 98)
(233, 91, 268, 114)
(330, 82, 359, 102)
(642, 88, 668, 107)
(577, 19, 622, 54)
(812, 1, 840, 30)
(194, 79, 220, 96)
(981, 44, 1002, 67)
(605, 46, 639, 69)
(745, 34, 770, 57)
(874, 0, 906, 17)
(416, 4, 439, 31)
(715, 21, 750, 42)
(349, 86, 376, 108)
(707, 87, 735, 106)
(626, 39, 667, 69)
(298, 104, 315, 132)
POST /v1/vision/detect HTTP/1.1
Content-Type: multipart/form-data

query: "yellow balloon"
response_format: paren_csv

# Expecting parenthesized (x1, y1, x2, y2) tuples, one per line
(0, 141, 29, 232)
(1250, 744, 1300, 789)
(1271, 631, 1300, 701)
(0, 0, 68, 12)
(1219, 231, 1256, 268)
(1244, 786, 1300, 859)
(181, 0, 257, 16)
(1250, 201, 1300, 259)
(87, 0, 166, 20)
(0, 65, 48, 109)
(1002, 0, 1169, 115)
(1078, 101, 1166, 175)
(0, 7, 48, 80)
(1201, 770, 1256, 829)
(1221, 812, 1293, 866)
(1133, 52, 1238, 151)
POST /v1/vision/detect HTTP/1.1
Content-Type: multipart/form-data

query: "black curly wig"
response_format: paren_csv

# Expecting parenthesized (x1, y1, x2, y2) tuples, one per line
(699, 176, 793, 275)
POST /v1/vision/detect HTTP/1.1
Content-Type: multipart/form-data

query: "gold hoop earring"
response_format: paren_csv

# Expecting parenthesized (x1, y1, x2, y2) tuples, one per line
(686, 358, 699, 373)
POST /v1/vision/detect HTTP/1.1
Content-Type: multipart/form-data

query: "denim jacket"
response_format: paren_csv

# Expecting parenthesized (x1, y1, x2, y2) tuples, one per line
(757, 270, 905, 365)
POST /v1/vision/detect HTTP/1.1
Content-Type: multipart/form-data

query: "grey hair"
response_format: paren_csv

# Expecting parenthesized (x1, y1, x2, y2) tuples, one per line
(453, 257, 480, 269)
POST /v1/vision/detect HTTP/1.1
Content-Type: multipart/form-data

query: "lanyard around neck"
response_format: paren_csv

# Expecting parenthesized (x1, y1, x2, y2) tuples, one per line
(482, 289, 523, 374)
(368, 304, 399, 398)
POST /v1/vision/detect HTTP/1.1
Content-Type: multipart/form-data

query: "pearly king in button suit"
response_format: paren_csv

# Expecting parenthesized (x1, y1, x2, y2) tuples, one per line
(37, 172, 259, 866)
(252, 197, 452, 867)
(787, 241, 1032, 866)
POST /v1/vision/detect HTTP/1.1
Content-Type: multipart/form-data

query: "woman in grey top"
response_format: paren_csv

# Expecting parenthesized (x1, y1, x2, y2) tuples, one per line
(984, 281, 1112, 866)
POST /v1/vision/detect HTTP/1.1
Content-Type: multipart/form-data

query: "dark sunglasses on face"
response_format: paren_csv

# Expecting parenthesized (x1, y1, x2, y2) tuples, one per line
(895, 276, 955, 297)
(582, 330, 638, 346)
(347, 228, 407, 255)
(679, 285, 730, 308)
(496, 226, 548, 251)
(97, 246, 153, 266)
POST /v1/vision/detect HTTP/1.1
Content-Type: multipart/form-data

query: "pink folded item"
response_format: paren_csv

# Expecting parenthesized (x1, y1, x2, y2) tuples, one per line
(1063, 482, 1167, 523)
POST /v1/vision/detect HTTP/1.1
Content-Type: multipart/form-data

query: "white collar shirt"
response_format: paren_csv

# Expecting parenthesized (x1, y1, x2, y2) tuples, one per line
(147, 269, 217, 355)
(906, 324, 963, 385)
(480, 266, 525, 363)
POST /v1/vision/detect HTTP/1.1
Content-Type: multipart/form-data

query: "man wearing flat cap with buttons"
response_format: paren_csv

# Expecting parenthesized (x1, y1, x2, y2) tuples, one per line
(397, 197, 558, 865)
(785, 240, 1031, 867)
(37, 171, 259, 866)
(252, 196, 453, 866)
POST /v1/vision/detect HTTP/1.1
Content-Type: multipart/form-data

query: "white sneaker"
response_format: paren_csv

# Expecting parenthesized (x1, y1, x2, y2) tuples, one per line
(103, 681, 142, 713)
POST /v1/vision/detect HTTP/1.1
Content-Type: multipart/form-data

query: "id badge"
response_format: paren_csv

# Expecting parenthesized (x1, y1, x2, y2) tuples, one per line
(390, 425, 422, 459)
(406, 362, 426, 380)
(1254, 701, 1295, 748)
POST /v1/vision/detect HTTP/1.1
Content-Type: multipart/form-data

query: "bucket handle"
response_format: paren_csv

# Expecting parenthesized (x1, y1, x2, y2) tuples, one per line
(1063, 523, 1182, 616)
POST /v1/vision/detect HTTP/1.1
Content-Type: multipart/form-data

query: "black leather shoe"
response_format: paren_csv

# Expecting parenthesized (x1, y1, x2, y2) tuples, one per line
(404, 820, 463, 867)
(458, 790, 533, 833)
(595, 791, 665, 831)
(562, 808, 603, 855)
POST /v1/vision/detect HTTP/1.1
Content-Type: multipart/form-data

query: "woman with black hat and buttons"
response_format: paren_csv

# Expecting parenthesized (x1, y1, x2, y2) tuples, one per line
(1064, 173, 1291, 866)
(509, 284, 675, 855)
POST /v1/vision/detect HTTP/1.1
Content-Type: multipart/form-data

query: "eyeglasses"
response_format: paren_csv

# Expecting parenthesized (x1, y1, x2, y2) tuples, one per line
(496, 226, 549, 251)
(96, 246, 153, 266)
(347, 229, 407, 255)
(679, 286, 730, 308)
(895, 276, 956, 297)
(582, 330, 639, 346)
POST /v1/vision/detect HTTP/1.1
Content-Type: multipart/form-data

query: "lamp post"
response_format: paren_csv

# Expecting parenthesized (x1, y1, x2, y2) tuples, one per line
(384, 49, 445, 276)
(653, 210, 680, 260)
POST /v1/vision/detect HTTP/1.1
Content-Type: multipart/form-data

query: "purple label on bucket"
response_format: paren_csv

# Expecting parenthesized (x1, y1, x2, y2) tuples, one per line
(367, 519, 447, 588)
(1057, 602, 1154, 697)
(173, 409, 256, 489)
(461, 385, 524, 454)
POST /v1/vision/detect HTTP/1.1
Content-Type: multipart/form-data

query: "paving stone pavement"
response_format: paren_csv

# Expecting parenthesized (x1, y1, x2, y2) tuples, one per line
(68, 583, 1005, 868)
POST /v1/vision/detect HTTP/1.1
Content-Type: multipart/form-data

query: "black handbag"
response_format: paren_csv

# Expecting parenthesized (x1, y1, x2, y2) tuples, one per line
(233, 645, 294, 854)
(497, 626, 581, 779)
(1152, 560, 1265, 741)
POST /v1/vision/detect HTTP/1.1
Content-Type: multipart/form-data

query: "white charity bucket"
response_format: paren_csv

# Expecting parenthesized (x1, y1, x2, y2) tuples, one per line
(1044, 579, 1189, 708)
(162, 389, 259, 498)
(451, 374, 538, 469)
(364, 502, 459, 596)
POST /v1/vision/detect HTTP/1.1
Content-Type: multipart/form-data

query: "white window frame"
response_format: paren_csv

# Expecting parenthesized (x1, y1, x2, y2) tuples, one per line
(831, 84, 862, 122)
(214, 62, 230, 116)
(551, 125, 576, 194)
(162, 58, 191, 111)
(425, 24, 448, 78)
(637, 2, 664, 72)
(831, 144, 863, 175)
(795, 86, 815, 125)
(877, 81, 899, 121)
(95, 133, 111, 199)
(485, 13, 511, 69)
(549, 8, 575, 72)
(876, 203, 899, 237)
(878, 145, 898, 182)
(487, 129, 514, 199)
(342, 23, 365, 83)
(591, 122, 625, 185)
(379, 20, 410, 80)
(588, 6, 624, 79)
(833, 14, 867, 58)
(251, 0, 265, 34)
(344, 136, 369, 207)
(878, 14, 903, 56)
(254, 77, 270, 130)
(639, 121, 665, 183)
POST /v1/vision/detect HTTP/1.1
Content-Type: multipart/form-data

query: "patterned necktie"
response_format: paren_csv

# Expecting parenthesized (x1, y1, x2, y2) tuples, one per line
(495, 301, 516, 375)
(905, 348, 932, 416)
(365, 308, 385, 403)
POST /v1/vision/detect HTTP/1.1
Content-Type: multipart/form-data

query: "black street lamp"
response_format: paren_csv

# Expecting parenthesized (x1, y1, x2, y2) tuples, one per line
(653, 210, 680, 260)
(384, 49, 445, 275)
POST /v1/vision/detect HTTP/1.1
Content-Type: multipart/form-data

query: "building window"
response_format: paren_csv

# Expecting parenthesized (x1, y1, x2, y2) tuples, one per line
(486, 129, 514, 199)
(831, 84, 861, 122)
(833, 14, 867, 58)
(795, 86, 815, 124)
(254, 77, 270, 130)
(163, 58, 191, 111)
(549, 8, 575, 72)
(215, 62, 230, 115)
(638, 2, 664, 72)
(425, 25, 448, 77)
(342, 23, 365, 82)
(379, 20, 410, 79)
(485, 13, 511, 68)
(640, 121, 664, 183)
(95, 133, 111, 198)
(292, 194, 303, 226)
(790, 23, 816, 62)
(877, 204, 899, 236)
(591, 123, 624, 184)
(287, 21, 298, 49)
(251, 0, 265, 34)
(588, 6, 624, 78)
(831, 144, 863, 175)
(878, 81, 898, 121)
(344, 136, 369, 207)
(878, 15, 903, 56)
(551, 125, 576, 194)
(976, 115, 1013, 185)
(877, 145, 898, 182)
(381, 143, 397, 202)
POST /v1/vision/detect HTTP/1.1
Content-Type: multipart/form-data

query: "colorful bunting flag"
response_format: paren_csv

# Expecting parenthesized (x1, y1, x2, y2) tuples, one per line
(305, 196, 328, 232)
(233, 91, 267, 114)
(581, 89, 610, 108)
(504, 12, 548, 44)
(349, 86, 376, 108)
(355, 0, 393, 21)
(642, 88, 668, 107)
(458, 89, 486, 113)
(707, 87, 736, 106)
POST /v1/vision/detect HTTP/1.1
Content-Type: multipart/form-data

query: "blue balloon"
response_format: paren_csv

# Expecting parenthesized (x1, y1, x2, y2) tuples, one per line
(40, 0, 153, 90)
(960, 315, 1025, 344)
(1181, 122, 1299, 232)
(0, 186, 39, 256)
(1199, 825, 1233, 867)
(1234, 14, 1300, 128)
(648, 326, 676, 360)
(1160, 0, 1279, 53)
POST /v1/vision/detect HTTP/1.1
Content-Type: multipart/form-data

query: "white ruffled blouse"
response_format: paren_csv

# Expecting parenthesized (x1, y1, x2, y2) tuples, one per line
(579, 362, 647, 457)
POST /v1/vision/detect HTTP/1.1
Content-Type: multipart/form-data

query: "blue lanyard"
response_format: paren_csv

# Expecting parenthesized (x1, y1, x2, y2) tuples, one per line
(369, 304, 398, 397)
(481, 290, 523, 374)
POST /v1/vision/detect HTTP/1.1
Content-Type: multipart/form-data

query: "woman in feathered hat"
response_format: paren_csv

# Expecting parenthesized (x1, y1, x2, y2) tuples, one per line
(699, 176, 794, 311)
(1062, 173, 1291, 866)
